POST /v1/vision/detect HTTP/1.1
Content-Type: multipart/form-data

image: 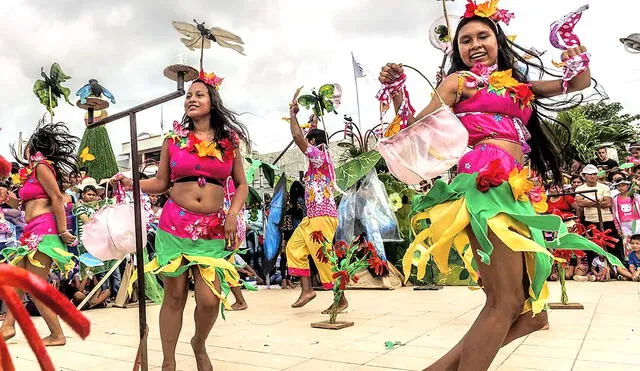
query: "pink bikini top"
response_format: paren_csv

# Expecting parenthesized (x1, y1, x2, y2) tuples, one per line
(167, 136, 234, 187)
(18, 161, 55, 202)
(453, 75, 533, 154)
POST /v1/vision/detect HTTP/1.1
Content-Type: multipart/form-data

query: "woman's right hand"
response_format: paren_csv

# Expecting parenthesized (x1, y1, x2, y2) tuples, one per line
(379, 63, 404, 84)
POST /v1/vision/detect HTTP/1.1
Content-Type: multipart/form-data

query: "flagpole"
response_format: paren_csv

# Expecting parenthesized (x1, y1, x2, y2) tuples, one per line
(351, 51, 362, 128)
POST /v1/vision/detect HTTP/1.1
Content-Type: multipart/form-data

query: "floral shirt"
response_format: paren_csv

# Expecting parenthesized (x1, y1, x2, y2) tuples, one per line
(303, 145, 338, 218)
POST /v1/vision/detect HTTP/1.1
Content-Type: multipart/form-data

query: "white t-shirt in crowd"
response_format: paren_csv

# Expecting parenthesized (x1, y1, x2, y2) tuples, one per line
(575, 183, 613, 223)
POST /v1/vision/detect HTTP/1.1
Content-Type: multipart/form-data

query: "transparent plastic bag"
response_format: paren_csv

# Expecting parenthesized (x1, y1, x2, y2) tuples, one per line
(336, 170, 402, 261)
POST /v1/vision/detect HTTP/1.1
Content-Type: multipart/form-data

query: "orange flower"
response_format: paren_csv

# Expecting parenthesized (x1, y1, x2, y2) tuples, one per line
(508, 167, 533, 202)
(475, 0, 499, 18)
(194, 141, 223, 161)
(488, 69, 519, 90)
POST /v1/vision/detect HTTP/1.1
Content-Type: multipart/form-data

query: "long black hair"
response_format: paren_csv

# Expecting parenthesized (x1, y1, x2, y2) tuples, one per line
(448, 16, 602, 183)
(11, 119, 80, 191)
(181, 81, 250, 148)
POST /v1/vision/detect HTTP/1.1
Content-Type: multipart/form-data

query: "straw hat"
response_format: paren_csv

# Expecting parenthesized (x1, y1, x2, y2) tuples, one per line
(73, 177, 105, 194)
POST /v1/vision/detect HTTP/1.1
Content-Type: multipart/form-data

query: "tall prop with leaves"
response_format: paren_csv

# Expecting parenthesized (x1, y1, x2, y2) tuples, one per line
(310, 232, 386, 328)
(75, 80, 120, 181)
(33, 63, 73, 118)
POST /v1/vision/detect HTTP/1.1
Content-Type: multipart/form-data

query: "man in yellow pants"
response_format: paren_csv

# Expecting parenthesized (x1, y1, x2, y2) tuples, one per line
(286, 99, 347, 313)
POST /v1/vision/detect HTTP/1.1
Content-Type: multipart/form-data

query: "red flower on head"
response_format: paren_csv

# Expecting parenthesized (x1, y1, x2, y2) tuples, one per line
(334, 241, 348, 259)
(332, 270, 350, 290)
(310, 231, 326, 244)
(476, 159, 508, 192)
(464, 0, 478, 18)
(368, 256, 387, 276)
(315, 248, 329, 264)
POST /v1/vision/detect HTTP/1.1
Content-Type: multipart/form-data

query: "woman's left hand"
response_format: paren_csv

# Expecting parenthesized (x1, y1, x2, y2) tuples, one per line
(224, 215, 238, 250)
(561, 45, 587, 61)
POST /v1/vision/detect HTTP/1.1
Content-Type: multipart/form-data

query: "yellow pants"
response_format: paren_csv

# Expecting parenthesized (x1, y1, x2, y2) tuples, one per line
(286, 216, 338, 289)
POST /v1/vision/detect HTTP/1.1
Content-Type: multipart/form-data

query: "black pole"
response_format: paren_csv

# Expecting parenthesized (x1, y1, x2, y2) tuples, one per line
(85, 71, 187, 371)
(129, 112, 148, 370)
(273, 140, 295, 165)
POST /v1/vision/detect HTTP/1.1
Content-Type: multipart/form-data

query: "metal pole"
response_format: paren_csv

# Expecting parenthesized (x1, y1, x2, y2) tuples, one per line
(351, 52, 362, 127)
(84, 71, 186, 371)
(273, 140, 295, 165)
(129, 112, 148, 371)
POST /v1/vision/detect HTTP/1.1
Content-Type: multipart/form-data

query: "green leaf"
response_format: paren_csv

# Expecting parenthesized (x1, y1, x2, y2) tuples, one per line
(244, 158, 262, 184)
(49, 62, 71, 84)
(458, 269, 470, 281)
(335, 150, 382, 191)
(323, 99, 336, 114)
(318, 84, 335, 98)
(297, 94, 318, 110)
(247, 186, 261, 205)
(33, 80, 51, 111)
(619, 163, 635, 169)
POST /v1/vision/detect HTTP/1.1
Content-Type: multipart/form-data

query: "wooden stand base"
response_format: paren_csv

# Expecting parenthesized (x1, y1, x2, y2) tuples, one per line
(549, 302, 584, 310)
(310, 320, 354, 330)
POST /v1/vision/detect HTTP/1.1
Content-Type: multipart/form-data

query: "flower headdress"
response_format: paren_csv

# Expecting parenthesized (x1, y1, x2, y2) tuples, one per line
(463, 0, 514, 26)
(197, 69, 223, 90)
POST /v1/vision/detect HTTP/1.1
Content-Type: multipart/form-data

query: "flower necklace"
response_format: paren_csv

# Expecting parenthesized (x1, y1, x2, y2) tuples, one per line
(11, 152, 52, 187)
(166, 121, 235, 161)
(462, 63, 535, 108)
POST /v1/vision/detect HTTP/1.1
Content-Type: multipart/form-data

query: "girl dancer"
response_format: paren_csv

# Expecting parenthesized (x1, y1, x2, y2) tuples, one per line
(379, 1, 621, 369)
(115, 70, 249, 371)
(1, 121, 79, 346)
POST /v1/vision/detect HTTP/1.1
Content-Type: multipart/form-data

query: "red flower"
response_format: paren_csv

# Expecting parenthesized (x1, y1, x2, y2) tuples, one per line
(185, 133, 200, 153)
(587, 225, 618, 250)
(332, 270, 350, 290)
(362, 241, 376, 255)
(464, 0, 478, 18)
(315, 248, 329, 264)
(352, 275, 359, 284)
(334, 241, 348, 259)
(553, 249, 587, 267)
(368, 256, 387, 276)
(310, 230, 326, 244)
(476, 159, 507, 192)
(508, 84, 534, 107)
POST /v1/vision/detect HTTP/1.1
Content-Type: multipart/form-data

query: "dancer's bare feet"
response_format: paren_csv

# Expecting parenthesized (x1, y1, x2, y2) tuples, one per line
(287, 280, 297, 289)
(191, 338, 213, 371)
(291, 291, 316, 308)
(321, 294, 348, 314)
(231, 302, 248, 311)
(42, 334, 66, 346)
(1, 325, 16, 341)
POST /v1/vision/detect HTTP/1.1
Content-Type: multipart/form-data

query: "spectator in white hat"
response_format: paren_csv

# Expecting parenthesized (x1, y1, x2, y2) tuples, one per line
(575, 164, 625, 264)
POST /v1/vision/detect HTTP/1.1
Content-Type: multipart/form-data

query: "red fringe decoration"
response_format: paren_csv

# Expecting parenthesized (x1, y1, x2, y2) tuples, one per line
(0, 265, 91, 371)
(0, 155, 10, 178)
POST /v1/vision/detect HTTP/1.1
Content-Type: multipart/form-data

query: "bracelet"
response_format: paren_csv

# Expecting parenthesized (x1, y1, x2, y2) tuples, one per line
(226, 211, 239, 218)
(58, 230, 70, 236)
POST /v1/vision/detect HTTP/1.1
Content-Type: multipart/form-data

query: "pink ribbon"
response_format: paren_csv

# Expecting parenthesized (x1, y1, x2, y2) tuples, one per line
(376, 74, 415, 129)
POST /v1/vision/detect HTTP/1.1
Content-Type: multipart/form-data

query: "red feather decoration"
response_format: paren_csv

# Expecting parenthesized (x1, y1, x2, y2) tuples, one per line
(0, 155, 11, 178)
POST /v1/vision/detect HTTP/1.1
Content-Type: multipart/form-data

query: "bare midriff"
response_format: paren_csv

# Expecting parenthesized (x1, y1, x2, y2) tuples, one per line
(476, 138, 524, 164)
(24, 198, 53, 223)
(169, 182, 225, 214)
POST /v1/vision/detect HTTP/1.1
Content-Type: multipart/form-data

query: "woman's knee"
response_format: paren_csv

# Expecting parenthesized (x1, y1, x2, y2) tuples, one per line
(485, 296, 525, 321)
(194, 291, 220, 313)
(163, 285, 189, 309)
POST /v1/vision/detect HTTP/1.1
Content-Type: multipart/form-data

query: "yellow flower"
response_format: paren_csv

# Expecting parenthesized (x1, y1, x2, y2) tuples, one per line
(531, 193, 548, 214)
(488, 69, 519, 90)
(195, 141, 223, 161)
(475, 0, 499, 18)
(508, 168, 533, 202)
(10, 173, 22, 185)
(389, 192, 403, 212)
(323, 186, 332, 199)
(308, 188, 316, 203)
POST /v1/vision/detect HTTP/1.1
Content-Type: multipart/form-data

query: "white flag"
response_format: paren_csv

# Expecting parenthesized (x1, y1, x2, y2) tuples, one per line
(351, 53, 365, 78)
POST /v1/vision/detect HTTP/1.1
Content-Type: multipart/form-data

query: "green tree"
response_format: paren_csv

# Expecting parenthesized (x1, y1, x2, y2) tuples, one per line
(547, 101, 639, 165)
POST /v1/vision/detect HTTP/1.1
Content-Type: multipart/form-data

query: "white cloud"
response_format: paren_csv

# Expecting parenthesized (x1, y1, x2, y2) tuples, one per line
(0, 0, 638, 160)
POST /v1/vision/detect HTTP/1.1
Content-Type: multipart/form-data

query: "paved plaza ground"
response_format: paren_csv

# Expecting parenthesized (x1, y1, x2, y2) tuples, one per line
(4, 280, 639, 370)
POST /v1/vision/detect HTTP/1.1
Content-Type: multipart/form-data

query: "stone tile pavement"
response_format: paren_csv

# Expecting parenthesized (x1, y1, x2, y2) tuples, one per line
(4, 281, 639, 370)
